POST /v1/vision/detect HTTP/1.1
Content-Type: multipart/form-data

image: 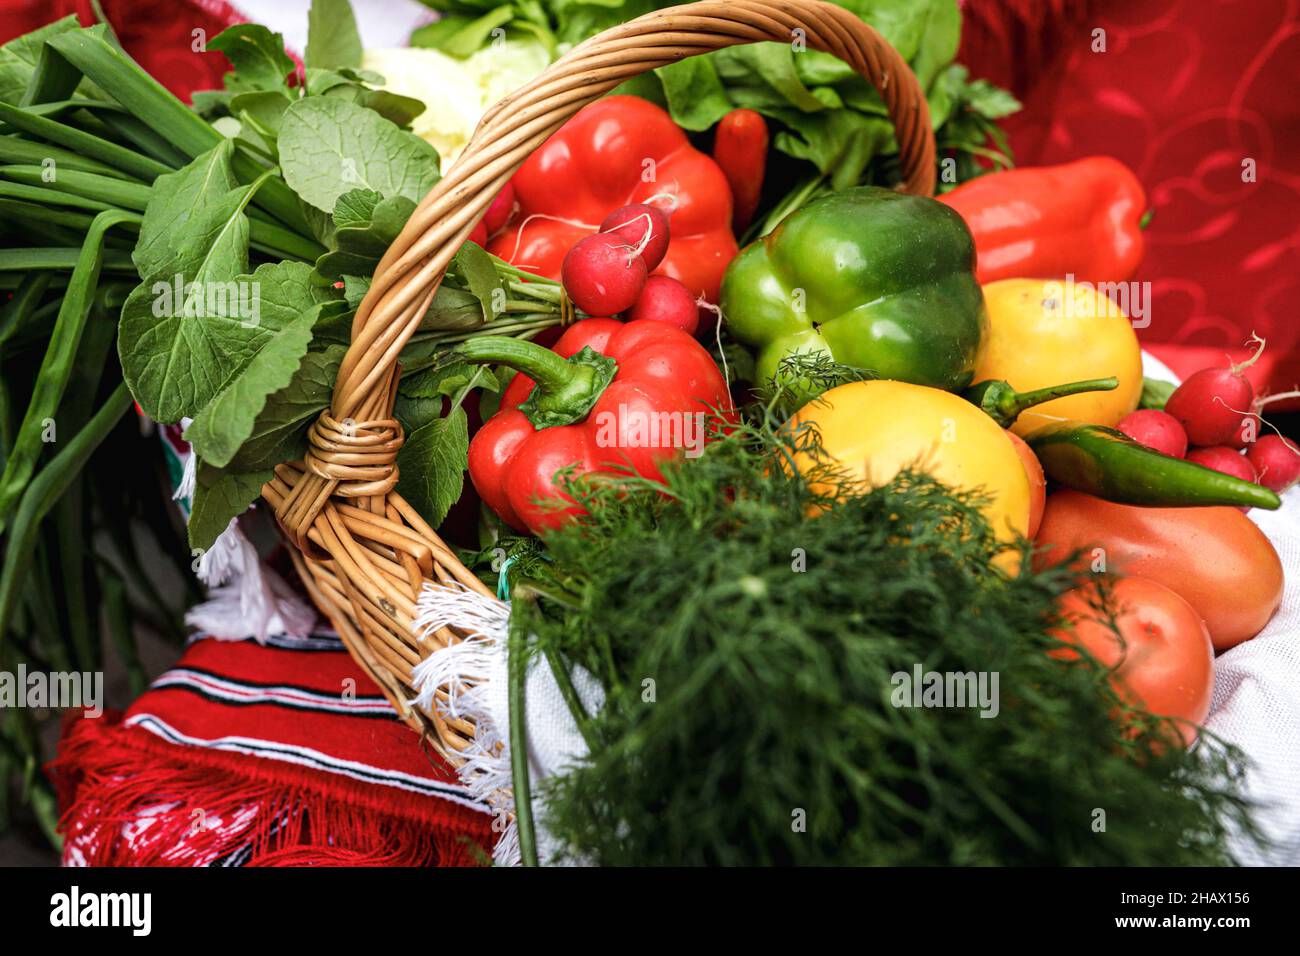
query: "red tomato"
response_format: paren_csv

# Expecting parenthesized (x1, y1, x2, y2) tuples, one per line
(1051, 576, 1214, 746)
(1035, 490, 1284, 651)
(1007, 431, 1045, 537)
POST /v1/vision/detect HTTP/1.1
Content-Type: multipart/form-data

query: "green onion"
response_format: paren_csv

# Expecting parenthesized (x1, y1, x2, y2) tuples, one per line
(0, 247, 135, 272)
(0, 100, 167, 181)
(47, 30, 312, 236)
(0, 165, 150, 210)
(0, 133, 124, 179)
(0, 210, 139, 529)
(0, 383, 131, 643)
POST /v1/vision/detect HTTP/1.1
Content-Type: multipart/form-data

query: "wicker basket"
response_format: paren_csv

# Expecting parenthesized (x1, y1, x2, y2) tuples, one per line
(261, 0, 938, 761)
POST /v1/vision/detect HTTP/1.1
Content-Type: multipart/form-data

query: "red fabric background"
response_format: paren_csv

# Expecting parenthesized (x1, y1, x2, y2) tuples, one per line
(0, 0, 237, 99)
(960, 0, 1300, 396)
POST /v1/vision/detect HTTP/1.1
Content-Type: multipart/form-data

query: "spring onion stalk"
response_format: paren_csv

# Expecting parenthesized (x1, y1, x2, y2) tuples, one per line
(0, 134, 124, 179)
(0, 383, 131, 641)
(508, 605, 539, 867)
(0, 100, 166, 181)
(0, 198, 133, 234)
(0, 165, 151, 210)
(0, 180, 112, 212)
(99, 562, 147, 695)
(87, 109, 190, 169)
(47, 30, 313, 236)
(0, 247, 135, 272)
(0, 210, 138, 528)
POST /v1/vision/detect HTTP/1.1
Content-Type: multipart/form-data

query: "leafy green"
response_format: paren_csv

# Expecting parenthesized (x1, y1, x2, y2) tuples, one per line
(654, 57, 731, 133)
(278, 97, 440, 213)
(228, 90, 291, 151)
(131, 141, 239, 278)
(306, 0, 364, 71)
(417, 0, 1019, 203)
(1140, 378, 1177, 412)
(0, 16, 82, 105)
(395, 405, 470, 529)
(399, 360, 498, 402)
(449, 240, 506, 322)
(411, 5, 519, 58)
(314, 187, 417, 278)
(522, 422, 1258, 866)
(119, 144, 265, 422)
(332, 187, 384, 228)
(187, 463, 274, 551)
(307, 67, 427, 128)
(208, 25, 295, 96)
(227, 346, 345, 472)
(183, 262, 341, 467)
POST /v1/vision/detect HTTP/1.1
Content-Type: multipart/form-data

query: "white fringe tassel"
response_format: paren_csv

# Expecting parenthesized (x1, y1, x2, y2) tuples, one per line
(186, 517, 316, 644)
(411, 583, 523, 866)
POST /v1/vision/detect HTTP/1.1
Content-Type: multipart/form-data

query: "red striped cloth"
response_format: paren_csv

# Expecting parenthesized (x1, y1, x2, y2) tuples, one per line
(49, 633, 495, 867)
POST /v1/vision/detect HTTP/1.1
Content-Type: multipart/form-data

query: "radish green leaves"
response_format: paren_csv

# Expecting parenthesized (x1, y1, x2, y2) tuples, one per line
(278, 96, 440, 212)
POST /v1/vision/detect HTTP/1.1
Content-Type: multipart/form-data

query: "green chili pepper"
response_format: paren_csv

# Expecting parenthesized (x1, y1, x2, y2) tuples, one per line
(1026, 421, 1281, 510)
(964, 376, 1118, 429)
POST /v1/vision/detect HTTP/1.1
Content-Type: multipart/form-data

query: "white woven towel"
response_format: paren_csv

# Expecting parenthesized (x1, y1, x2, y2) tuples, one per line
(1211, 496, 1300, 864)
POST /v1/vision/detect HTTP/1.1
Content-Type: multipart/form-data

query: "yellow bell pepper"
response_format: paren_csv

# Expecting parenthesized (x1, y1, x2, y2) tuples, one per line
(788, 380, 1031, 563)
(975, 278, 1142, 436)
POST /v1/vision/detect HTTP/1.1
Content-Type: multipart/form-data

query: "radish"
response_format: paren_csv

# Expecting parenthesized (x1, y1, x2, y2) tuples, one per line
(1229, 413, 1262, 449)
(626, 275, 699, 335)
(1164, 340, 1263, 446)
(1246, 434, 1300, 492)
(1186, 446, 1257, 484)
(562, 232, 647, 315)
(469, 221, 488, 247)
(1117, 409, 1188, 458)
(600, 203, 670, 271)
(484, 183, 516, 238)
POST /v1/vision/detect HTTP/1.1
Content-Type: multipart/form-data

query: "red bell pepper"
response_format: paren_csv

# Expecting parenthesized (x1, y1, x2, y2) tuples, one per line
(458, 318, 732, 535)
(938, 156, 1146, 286)
(488, 96, 739, 303)
(713, 109, 769, 233)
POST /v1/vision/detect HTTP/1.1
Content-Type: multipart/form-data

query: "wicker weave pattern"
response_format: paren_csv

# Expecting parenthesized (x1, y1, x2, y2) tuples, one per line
(264, 0, 937, 757)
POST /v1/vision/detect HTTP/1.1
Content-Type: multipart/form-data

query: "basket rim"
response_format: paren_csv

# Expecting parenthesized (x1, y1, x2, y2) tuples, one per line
(265, 0, 939, 755)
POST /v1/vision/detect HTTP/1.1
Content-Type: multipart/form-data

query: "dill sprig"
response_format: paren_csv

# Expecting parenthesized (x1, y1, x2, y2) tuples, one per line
(517, 419, 1258, 865)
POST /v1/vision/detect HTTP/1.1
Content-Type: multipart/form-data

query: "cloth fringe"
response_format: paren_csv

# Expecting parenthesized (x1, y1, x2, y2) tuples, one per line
(412, 584, 519, 866)
(187, 517, 316, 644)
(48, 710, 488, 867)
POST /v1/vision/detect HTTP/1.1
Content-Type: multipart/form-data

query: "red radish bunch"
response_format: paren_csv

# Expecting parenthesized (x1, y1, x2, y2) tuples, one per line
(1186, 446, 1257, 483)
(562, 232, 648, 315)
(600, 204, 670, 271)
(558, 201, 705, 333)
(1186, 446, 1260, 512)
(1247, 435, 1300, 492)
(1117, 409, 1187, 458)
(485, 183, 517, 237)
(1163, 342, 1260, 446)
(1135, 339, 1300, 505)
(469, 184, 517, 247)
(627, 275, 699, 335)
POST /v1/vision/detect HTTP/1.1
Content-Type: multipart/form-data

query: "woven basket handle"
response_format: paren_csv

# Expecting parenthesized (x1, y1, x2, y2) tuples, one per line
(271, 0, 935, 543)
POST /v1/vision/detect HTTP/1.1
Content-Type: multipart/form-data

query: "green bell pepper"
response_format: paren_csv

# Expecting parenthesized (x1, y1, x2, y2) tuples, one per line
(720, 187, 987, 401)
